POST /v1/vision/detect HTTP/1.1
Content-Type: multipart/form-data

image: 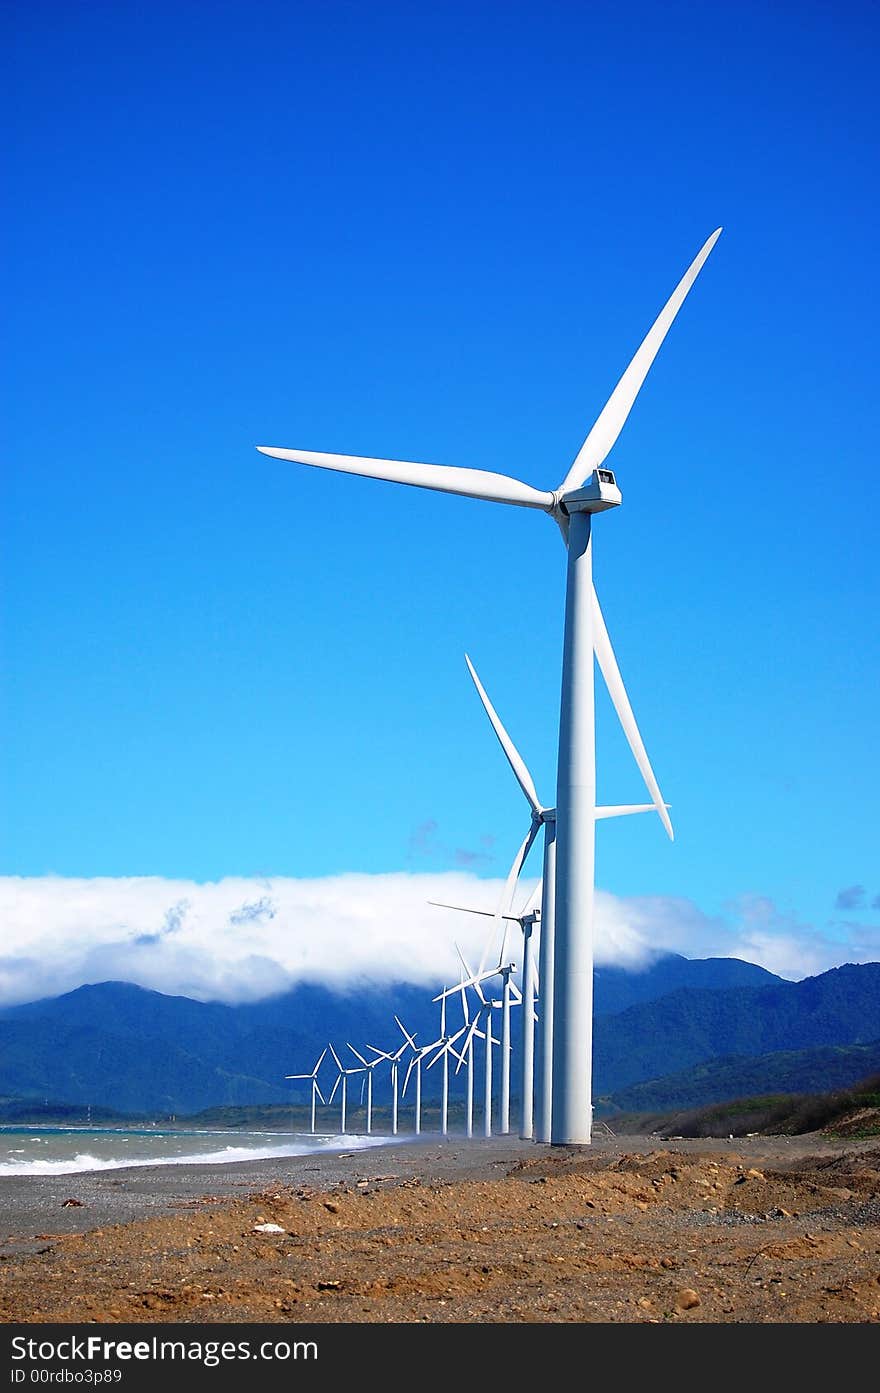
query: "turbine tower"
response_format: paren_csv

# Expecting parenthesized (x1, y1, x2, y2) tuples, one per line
(258, 230, 721, 1143)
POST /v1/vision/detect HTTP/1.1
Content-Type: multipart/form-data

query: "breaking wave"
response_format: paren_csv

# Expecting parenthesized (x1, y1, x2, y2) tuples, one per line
(0, 1132, 393, 1176)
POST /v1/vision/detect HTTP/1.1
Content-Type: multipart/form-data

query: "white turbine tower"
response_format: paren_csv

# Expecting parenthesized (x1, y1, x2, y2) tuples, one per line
(285, 1046, 328, 1135)
(258, 230, 721, 1143)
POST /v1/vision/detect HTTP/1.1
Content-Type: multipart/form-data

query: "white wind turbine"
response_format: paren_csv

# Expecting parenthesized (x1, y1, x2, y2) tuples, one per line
(285, 1046, 328, 1135)
(390, 1014, 418, 1135)
(398, 1016, 444, 1135)
(258, 230, 720, 1144)
(423, 993, 469, 1136)
(401, 1041, 427, 1135)
(441, 953, 507, 1138)
(465, 1008, 500, 1138)
(463, 656, 665, 1141)
(438, 967, 477, 1137)
(326, 1043, 366, 1135)
(346, 1043, 394, 1135)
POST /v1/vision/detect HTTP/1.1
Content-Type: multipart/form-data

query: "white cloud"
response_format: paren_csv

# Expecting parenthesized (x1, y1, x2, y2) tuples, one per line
(0, 874, 875, 1009)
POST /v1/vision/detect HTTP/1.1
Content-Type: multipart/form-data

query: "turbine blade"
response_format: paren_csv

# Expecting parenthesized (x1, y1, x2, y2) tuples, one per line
(328, 1043, 343, 1071)
(429, 900, 521, 921)
(557, 229, 722, 496)
(464, 655, 542, 813)
(312, 1046, 328, 1074)
(595, 802, 666, 819)
(592, 589, 674, 840)
(394, 1015, 417, 1048)
(420, 1041, 442, 1069)
(402, 1056, 417, 1098)
(328, 1074, 341, 1105)
(456, 943, 479, 985)
(459, 974, 470, 1026)
(493, 821, 541, 969)
(314, 1082, 326, 1105)
(453, 965, 507, 994)
(455, 1017, 481, 1073)
(257, 446, 556, 511)
(521, 880, 542, 915)
(346, 1043, 369, 1066)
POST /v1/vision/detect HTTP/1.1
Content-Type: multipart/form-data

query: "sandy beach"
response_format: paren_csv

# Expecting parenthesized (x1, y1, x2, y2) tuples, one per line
(1, 1130, 878, 1324)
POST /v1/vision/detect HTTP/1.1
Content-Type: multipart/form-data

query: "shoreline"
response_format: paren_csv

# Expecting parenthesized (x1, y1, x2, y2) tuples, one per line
(1, 1129, 872, 1250)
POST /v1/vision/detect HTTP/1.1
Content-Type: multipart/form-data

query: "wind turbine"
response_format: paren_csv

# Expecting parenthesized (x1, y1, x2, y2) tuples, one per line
(257, 230, 721, 1144)
(462, 656, 666, 1141)
(423, 992, 468, 1136)
(346, 1043, 393, 1134)
(391, 1015, 417, 1135)
(440, 967, 476, 1137)
(285, 1046, 328, 1135)
(327, 1043, 366, 1135)
(443, 956, 506, 1138)
(401, 1042, 425, 1134)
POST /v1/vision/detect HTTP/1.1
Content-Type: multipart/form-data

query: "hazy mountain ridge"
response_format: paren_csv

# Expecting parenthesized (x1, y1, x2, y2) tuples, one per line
(0, 958, 876, 1116)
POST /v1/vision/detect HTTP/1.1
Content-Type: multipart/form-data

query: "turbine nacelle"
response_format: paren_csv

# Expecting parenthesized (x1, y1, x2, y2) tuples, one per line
(558, 469, 622, 516)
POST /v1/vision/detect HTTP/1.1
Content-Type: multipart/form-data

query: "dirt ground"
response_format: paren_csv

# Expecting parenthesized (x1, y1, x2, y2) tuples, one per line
(1, 1132, 878, 1324)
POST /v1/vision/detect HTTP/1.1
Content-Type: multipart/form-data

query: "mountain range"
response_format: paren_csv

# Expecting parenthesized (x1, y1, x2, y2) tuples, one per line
(0, 955, 877, 1117)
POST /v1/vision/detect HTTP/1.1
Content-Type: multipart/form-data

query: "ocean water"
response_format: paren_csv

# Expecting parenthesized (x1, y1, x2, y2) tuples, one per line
(0, 1125, 394, 1176)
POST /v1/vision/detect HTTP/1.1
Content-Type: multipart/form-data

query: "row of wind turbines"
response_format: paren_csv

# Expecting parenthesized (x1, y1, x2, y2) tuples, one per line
(287, 897, 536, 1142)
(268, 228, 722, 1145)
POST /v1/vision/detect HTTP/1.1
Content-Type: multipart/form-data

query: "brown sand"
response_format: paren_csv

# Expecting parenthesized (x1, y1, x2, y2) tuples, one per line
(1, 1132, 878, 1324)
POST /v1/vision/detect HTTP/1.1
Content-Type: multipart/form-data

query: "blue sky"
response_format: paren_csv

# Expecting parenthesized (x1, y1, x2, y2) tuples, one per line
(2, 1, 878, 999)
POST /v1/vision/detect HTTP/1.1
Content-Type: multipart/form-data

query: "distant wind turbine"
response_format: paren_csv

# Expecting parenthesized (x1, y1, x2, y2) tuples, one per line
(327, 1043, 366, 1135)
(346, 1043, 393, 1135)
(285, 1046, 327, 1135)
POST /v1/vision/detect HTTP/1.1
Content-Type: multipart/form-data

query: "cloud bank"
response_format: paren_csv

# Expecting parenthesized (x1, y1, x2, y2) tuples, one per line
(0, 874, 877, 1009)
